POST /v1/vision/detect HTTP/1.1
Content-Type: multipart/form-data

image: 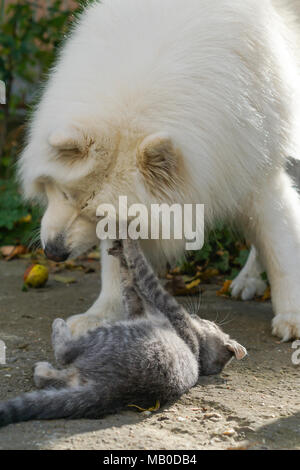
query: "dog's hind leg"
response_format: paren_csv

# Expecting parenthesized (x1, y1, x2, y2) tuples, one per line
(231, 245, 267, 300)
(242, 169, 300, 341)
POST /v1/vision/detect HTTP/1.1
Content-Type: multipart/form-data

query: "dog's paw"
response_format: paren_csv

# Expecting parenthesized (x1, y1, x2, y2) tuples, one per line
(272, 313, 300, 342)
(66, 313, 104, 338)
(231, 274, 267, 300)
(67, 296, 123, 337)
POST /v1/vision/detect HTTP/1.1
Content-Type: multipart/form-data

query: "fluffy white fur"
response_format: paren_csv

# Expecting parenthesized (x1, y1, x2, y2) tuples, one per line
(18, 0, 300, 340)
(231, 246, 267, 301)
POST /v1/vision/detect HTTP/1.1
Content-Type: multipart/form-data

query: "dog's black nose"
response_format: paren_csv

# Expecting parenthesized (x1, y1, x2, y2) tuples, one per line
(44, 237, 70, 262)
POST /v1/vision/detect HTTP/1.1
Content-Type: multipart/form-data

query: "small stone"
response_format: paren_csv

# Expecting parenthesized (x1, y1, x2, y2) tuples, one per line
(157, 416, 169, 422)
(204, 412, 222, 421)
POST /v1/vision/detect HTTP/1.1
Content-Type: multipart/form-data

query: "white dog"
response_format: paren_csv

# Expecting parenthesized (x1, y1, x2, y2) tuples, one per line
(18, 0, 300, 341)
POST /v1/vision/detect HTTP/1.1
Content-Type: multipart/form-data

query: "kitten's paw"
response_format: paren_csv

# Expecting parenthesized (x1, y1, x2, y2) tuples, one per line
(231, 274, 267, 300)
(34, 361, 55, 388)
(108, 240, 127, 266)
(272, 313, 300, 342)
(108, 240, 122, 256)
(52, 318, 71, 343)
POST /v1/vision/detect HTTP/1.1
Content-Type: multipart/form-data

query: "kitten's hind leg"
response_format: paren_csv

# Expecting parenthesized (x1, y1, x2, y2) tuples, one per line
(34, 362, 80, 389)
(108, 240, 144, 319)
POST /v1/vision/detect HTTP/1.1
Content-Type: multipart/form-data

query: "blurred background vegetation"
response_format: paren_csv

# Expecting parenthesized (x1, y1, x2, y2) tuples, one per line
(0, 0, 82, 246)
(0, 0, 248, 282)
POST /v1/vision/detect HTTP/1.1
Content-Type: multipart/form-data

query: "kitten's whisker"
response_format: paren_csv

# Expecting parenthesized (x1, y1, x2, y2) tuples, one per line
(218, 313, 234, 326)
(217, 312, 230, 326)
(183, 288, 202, 317)
(219, 318, 234, 327)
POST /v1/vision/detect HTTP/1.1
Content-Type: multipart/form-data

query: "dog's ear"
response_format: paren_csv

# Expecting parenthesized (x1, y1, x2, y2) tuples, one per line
(48, 125, 83, 151)
(226, 340, 247, 360)
(137, 133, 180, 191)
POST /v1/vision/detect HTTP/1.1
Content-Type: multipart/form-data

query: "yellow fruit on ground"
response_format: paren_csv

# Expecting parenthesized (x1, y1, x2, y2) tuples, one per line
(23, 264, 49, 288)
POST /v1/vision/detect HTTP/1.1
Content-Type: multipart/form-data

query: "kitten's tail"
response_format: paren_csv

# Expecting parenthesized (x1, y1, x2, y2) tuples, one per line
(0, 385, 117, 427)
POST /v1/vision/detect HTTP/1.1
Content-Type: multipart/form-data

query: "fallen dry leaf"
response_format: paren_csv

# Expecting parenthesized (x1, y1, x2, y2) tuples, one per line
(53, 275, 77, 284)
(223, 429, 236, 437)
(261, 287, 271, 302)
(1, 245, 28, 261)
(200, 267, 219, 281)
(18, 214, 32, 224)
(86, 251, 100, 260)
(0, 246, 15, 257)
(128, 400, 160, 412)
(165, 276, 201, 296)
(169, 266, 181, 275)
(217, 280, 232, 297)
(18, 253, 33, 259)
(185, 279, 201, 290)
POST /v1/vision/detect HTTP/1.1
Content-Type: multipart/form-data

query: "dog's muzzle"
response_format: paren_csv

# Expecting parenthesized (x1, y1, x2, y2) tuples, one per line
(44, 234, 70, 262)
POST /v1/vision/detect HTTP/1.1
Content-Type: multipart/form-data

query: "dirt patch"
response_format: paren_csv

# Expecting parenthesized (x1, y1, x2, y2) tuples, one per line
(0, 259, 299, 450)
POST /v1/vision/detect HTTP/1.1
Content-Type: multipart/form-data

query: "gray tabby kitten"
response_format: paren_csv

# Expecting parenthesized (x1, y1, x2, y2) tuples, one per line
(0, 239, 246, 427)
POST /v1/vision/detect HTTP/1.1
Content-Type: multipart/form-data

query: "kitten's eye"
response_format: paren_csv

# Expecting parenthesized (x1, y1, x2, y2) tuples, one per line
(62, 191, 69, 201)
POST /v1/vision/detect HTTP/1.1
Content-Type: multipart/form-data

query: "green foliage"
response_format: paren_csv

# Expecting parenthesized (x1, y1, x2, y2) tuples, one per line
(0, 1, 86, 245)
(179, 223, 249, 279)
(0, 0, 84, 174)
(0, 0, 81, 90)
(0, 178, 42, 245)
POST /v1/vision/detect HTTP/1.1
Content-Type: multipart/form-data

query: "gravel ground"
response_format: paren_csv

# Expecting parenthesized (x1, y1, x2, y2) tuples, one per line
(0, 258, 299, 450)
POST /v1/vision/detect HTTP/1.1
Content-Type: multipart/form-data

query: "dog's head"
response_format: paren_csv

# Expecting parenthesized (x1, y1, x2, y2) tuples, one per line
(19, 122, 186, 260)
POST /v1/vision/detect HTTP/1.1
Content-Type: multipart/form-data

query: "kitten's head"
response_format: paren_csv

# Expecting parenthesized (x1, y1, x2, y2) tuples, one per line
(192, 317, 247, 376)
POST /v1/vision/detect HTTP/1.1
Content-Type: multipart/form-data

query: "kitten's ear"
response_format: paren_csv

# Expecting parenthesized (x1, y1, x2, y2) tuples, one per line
(48, 125, 83, 151)
(226, 340, 247, 360)
(137, 133, 180, 190)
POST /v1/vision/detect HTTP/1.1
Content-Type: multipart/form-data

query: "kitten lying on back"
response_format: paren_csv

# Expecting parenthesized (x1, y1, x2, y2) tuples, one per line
(0, 239, 246, 427)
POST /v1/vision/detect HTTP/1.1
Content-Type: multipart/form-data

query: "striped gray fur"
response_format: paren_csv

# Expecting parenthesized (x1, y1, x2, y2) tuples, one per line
(0, 239, 246, 427)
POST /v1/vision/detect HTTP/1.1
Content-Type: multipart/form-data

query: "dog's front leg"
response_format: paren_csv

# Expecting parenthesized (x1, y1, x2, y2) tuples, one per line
(67, 239, 123, 337)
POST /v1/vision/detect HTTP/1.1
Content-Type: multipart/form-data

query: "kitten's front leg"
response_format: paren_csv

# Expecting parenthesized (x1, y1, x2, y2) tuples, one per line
(123, 238, 181, 314)
(67, 240, 123, 337)
(109, 240, 144, 319)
